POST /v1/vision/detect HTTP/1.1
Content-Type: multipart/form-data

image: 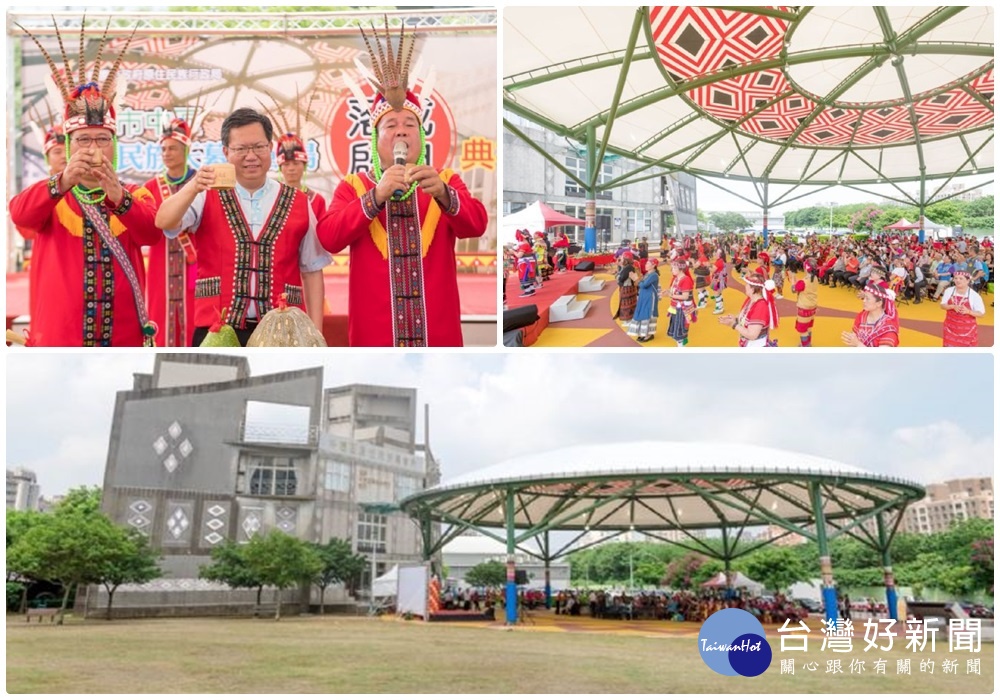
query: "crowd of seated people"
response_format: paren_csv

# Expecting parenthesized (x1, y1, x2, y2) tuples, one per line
(549, 588, 810, 624)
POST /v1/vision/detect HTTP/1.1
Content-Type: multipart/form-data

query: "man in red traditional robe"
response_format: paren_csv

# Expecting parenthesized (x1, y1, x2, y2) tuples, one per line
(143, 117, 198, 347)
(9, 21, 160, 346)
(316, 22, 488, 347)
(277, 131, 327, 219)
(155, 107, 330, 346)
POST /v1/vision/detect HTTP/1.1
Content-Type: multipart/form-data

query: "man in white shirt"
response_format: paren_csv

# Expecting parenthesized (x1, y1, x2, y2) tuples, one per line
(156, 108, 330, 345)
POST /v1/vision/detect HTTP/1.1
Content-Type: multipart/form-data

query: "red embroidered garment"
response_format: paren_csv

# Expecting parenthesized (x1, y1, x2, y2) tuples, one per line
(191, 185, 310, 329)
(317, 170, 488, 347)
(9, 176, 160, 346)
(144, 173, 197, 347)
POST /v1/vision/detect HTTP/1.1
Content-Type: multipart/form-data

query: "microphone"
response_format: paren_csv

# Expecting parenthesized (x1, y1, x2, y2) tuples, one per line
(392, 141, 408, 198)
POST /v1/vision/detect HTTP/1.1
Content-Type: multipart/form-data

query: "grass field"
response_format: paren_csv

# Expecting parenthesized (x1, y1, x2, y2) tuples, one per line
(6, 614, 994, 694)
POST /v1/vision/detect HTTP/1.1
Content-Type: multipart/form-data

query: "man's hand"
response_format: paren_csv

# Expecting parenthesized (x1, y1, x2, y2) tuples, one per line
(92, 158, 124, 207)
(189, 166, 217, 194)
(58, 148, 98, 193)
(375, 164, 407, 206)
(406, 165, 449, 205)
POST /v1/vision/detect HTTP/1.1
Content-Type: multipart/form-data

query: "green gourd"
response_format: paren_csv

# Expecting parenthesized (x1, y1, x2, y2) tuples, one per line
(200, 307, 240, 347)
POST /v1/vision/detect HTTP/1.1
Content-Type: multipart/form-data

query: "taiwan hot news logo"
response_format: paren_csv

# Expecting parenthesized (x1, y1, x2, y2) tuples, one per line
(698, 608, 773, 677)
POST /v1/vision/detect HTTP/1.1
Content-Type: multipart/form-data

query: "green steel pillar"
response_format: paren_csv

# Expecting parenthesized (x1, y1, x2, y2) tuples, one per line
(420, 514, 437, 576)
(721, 526, 734, 598)
(876, 513, 899, 620)
(761, 179, 770, 247)
(505, 489, 518, 625)
(810, 482, 839, 623)
(918, 176, 926, 244)
(585, 124, 598, 252)
(544, 530, 552, 609)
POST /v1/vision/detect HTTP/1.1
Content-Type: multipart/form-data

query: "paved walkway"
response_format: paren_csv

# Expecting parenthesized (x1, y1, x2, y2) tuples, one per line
(531, 268, 994, 347)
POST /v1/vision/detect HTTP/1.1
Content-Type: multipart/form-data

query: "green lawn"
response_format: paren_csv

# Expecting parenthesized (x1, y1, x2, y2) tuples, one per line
(6, 615, 994, 694)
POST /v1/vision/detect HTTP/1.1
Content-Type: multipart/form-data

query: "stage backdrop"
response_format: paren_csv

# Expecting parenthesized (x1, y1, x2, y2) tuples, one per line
(14, 24, 497, 257)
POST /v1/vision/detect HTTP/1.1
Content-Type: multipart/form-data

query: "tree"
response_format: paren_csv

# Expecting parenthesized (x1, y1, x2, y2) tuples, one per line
(924, 200, 963, 226)
(736, 547, 808, 593)
(849, 205, 883, 234)
(970, 538, 993, 594)
(708, 211, 752, 232)
(54, 486, 102, 517)
(7, 511, 129, 624)
(312, 538, 367, 614)
(199, 539, 265, 606)
(243, 531, 323, 620)
(464, 560, 506, 588)
(5, 510, 48, 612)
(94, 529, 162, 620)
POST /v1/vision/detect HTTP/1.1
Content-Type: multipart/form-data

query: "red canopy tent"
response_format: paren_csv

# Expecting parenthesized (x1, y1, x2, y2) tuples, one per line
(501, 201, 586, 243)
(883, 218, 913, 230)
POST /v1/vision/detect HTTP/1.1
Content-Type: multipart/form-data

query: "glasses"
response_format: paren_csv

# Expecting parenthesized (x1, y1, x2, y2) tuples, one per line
(228, 143, 271, 157)
(74, 136, 113, 147)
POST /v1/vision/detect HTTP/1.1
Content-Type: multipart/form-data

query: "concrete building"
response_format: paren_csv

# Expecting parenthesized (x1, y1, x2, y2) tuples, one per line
(443, 534, 571, 591)
(503, 112, 700, 243)
(6, 467, 41, 511)
(901, 477, 994, 535)
(83, 354, 438, 617)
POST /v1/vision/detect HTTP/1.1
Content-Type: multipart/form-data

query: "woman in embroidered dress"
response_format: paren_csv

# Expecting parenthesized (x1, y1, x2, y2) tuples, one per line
(792, 258, 820, 347)
(709, 248, 728, 315)
(615, 251, 639, 323)
(841, 280, 900, 347)
(940, 269, 985, 347)
(718, 272, 778, 347)
(628, 257, 660, 343)
(664, 259, 695, 346)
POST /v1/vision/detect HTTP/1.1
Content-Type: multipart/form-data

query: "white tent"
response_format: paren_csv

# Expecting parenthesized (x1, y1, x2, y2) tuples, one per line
(373, 565, 398, 598)
(701, 571, 765, 595)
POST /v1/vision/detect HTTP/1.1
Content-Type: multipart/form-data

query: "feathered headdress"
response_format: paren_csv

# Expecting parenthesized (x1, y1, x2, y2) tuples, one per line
(158, 95, 207, 148)
(358, 14, 420, 127)
(27, 100, 64, 155)
(257, 88, 316, 165)
(17, 15, 136, 134)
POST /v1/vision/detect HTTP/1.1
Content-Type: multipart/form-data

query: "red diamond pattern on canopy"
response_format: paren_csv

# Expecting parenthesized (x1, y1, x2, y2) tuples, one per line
(798, 107, 862, 146)
(645, 6, 992, 149)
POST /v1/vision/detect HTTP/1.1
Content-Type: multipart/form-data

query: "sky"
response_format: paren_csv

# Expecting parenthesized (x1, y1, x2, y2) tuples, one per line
(696, 173, 992, 216)
(5, 352, 993, 499)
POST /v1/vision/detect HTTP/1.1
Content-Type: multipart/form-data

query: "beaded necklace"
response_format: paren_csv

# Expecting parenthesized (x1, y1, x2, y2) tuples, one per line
(370, 125, 426, 201)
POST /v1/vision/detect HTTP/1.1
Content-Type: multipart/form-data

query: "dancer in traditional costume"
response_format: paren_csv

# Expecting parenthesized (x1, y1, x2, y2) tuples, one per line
(718, 272, 779, 348)
(710, 248, 727, 315)
(9, 18, 160, 346)
(791, 258, 819, 347)
(615, 250, 638, 323)
(515, 242, 537, 298)
(316, 17, 488, 346)
(841, 280, 900, 347)
(553, 232, 570, 273)
(940, 269, 985, 347)
(664, 258, 694, 347)
(628, 258, 660, 343)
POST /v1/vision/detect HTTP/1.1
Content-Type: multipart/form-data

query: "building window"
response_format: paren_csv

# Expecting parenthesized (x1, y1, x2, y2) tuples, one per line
(565, 156, 613, 199)
(244, 455, 298, 496)
(357, 512, 387, 554)
(565, 156, 586, 196)
(395, 474, 422, 501)
(324, 460, 351, 493)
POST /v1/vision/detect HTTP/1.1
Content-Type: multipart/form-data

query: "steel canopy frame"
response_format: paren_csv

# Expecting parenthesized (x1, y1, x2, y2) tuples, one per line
(503, 6, 992, 246)
(401, 461, 925, 624)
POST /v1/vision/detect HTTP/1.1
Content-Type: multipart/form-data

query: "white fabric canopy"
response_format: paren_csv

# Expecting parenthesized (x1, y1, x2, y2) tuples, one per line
(504, 7, 993, 186)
